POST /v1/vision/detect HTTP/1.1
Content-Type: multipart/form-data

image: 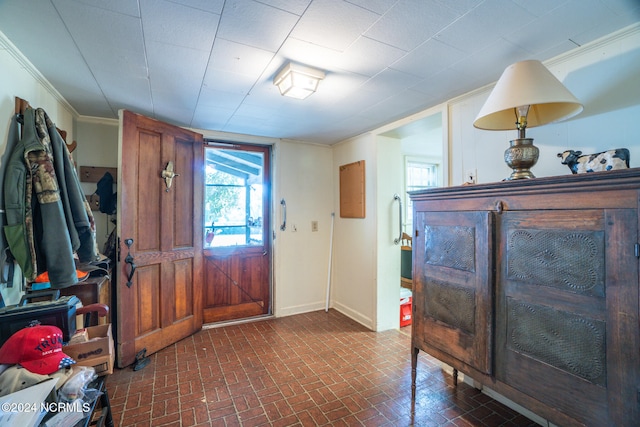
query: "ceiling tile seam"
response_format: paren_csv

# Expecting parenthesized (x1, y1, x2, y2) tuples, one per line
(165, 0, 222, 16)
(55, 0, 141, 18)
(329, 1, 392, 53)
(252, 0, 304, 16)
(343, 0, 398, 15)
(279, 30, 416, 94)
(254, 2, 396, 80)
(428, 1, 487, 47)
(138, 0, 161, 120)
(190, 0, 229, 127)
(50, 0, 120, 118)
(370, 4, 483, 78)
(197, 0, 314, 129)
(567, 38, 582, 47)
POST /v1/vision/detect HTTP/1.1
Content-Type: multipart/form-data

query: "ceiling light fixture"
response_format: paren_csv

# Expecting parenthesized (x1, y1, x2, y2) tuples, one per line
(273, 62, 325, 100)
(473, 59, 583, 180)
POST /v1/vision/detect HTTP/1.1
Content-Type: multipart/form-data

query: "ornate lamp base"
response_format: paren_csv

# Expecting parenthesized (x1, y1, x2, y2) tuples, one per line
(504, 138, 539, 180)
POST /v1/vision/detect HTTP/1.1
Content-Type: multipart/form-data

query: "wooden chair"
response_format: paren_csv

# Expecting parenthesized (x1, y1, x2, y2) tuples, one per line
(76, 303, 109, 327)
(401, 232, 413, 289)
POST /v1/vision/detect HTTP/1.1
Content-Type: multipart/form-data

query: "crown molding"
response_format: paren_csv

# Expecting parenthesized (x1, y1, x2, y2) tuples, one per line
(0, 30, 78, 117)
(76, 115, 119, 126)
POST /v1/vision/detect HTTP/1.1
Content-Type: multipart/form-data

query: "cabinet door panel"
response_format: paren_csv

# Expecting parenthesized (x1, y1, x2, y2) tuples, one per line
(496, 209, 638, 426)
(414, 210, 493, 374)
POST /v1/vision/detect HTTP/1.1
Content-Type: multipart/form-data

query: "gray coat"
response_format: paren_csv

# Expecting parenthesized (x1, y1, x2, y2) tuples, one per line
(3, 107, 97, 288)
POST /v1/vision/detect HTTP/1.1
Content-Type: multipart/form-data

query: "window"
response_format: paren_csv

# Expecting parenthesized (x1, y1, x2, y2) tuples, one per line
(204, 147, 264, 247)
(405, 158, 439, 226)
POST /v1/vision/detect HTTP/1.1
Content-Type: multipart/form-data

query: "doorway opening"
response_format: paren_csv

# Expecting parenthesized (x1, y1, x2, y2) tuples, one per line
(202, 142, 272, 324)
(378, 108, 446, 331)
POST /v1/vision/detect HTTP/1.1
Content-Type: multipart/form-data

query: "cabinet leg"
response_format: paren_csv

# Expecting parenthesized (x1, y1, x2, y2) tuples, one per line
(453, 368, 458, 386)
(411, 346, 419, 402)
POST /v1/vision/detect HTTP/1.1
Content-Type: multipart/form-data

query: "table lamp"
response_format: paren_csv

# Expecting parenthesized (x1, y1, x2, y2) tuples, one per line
(473, 59, 583, 180)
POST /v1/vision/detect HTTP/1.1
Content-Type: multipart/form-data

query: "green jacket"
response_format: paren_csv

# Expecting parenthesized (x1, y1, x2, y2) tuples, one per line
(3, 107, 98, 288)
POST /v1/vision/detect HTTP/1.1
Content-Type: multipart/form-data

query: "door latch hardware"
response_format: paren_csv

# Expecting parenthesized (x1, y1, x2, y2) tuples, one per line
(161, 161, 180, 192)
(124, 238, 136, 288)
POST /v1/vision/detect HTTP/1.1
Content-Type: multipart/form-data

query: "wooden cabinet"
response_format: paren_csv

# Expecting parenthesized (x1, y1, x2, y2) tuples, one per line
(60, 275, 111, 323)
(413, 211, 494, 375)
(410, 169, 640, 427)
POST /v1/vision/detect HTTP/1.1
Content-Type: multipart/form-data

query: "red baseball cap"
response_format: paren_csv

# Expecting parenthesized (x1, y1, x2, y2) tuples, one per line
(0, 325, 75, 375)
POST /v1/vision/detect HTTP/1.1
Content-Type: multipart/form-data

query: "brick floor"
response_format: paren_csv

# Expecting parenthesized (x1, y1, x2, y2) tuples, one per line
(105, 310, 539, 426)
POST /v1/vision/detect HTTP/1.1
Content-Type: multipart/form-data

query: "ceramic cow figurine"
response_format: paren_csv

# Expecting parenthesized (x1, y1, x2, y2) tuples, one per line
(557, 148, 630, 174)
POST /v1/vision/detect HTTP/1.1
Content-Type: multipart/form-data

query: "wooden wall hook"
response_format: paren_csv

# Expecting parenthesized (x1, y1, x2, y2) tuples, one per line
(15, 96, 30, 115)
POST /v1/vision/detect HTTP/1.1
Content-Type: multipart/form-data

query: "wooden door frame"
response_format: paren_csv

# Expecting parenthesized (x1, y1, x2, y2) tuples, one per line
(201, 141, 273, 323)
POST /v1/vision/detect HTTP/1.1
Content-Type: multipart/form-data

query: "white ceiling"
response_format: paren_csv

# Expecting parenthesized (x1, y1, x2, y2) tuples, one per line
(1, 0, 639, 144)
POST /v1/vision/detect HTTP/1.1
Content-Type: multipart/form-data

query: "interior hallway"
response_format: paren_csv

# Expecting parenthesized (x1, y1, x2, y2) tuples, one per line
(107, 310, 539, 426)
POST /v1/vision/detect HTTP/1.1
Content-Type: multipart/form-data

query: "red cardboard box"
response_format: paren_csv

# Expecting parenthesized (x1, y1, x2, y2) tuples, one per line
(400, 296, 412, 327)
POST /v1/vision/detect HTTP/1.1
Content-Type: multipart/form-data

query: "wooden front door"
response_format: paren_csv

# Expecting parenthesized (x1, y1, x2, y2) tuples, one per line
(116, 110, 204, 368)
(202, 143, 271, 323)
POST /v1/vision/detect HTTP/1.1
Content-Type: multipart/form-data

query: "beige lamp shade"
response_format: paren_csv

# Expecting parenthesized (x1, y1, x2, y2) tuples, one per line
(473, 60, 583, 130)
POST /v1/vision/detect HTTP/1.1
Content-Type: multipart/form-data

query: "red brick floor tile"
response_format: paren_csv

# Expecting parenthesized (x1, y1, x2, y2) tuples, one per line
(107, 310, 540, 426)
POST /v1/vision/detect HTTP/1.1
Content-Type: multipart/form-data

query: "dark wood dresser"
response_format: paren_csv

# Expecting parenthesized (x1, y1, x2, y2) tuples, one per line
(410, 168, 640, 426)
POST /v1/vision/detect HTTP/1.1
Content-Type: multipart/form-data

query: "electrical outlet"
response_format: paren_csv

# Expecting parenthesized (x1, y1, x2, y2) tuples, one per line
(465, 169, 477, 184)
(311, 221, 318, 232)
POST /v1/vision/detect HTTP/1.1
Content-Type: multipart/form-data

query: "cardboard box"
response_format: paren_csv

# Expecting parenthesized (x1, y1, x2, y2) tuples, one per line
(79, 353, 114, 376)
(63, 323, 114, 375)
(400, 296, 412, 327)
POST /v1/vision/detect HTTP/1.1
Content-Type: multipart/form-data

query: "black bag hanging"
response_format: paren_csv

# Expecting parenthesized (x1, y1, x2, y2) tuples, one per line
(95, 172, 116, 215)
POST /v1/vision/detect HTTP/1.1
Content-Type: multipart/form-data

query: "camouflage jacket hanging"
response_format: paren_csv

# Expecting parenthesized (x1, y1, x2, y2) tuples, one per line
(3, 107, 98, 288)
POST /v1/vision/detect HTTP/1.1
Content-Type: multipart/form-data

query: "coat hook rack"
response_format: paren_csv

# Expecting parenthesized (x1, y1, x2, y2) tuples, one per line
(14, 96, 78, 153)
(15, 96, 30, 116)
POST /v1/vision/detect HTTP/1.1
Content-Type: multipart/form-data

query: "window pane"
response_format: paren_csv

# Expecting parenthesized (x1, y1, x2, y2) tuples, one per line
(204, 148, 264, 247)
(405, 160, 438, 225)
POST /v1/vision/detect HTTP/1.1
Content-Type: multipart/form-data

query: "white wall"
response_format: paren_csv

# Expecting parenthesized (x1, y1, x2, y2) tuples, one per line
(75, 118, 119, 251)
(450, 24, 640, 185)
(329, 126, 441, 332)
(375, 135, 403, 331)
(273, 139, 334, 316)
(331, 134, 377, 329)
(0, 32, 76, 304)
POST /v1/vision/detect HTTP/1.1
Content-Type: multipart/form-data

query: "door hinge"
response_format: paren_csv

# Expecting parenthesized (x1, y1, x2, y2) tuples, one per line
(635, 243, 640, 258)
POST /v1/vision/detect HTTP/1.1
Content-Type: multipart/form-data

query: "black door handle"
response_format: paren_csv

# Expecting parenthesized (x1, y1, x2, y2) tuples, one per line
(124, 238, 136, 288)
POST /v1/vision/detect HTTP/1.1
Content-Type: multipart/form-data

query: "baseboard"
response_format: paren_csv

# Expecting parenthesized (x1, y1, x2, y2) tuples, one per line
(331, 301, 374, 330)
(274, 301, 327, 317)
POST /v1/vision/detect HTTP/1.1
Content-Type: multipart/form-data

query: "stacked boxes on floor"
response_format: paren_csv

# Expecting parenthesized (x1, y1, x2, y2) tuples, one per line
(64, 323, 114, 376)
